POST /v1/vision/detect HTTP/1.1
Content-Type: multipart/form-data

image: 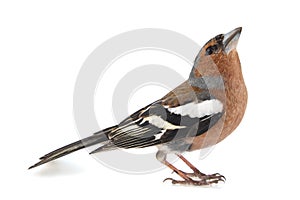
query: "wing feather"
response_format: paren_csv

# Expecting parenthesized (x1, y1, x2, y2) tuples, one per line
(107, 82, 224, 149)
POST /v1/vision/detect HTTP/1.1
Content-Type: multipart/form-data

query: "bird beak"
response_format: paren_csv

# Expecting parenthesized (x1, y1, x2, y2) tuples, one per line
(223, 27, 242, 54)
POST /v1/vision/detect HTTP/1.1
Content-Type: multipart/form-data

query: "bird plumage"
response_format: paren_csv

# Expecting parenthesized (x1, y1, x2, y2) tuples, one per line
(29, 27, 247, 186)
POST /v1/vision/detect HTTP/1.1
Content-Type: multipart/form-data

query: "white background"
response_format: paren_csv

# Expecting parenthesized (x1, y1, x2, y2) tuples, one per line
(1, 0, 300, 199)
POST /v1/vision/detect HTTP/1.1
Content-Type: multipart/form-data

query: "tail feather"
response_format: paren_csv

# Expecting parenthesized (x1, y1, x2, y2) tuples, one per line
(28, 126, 116, 169)
(39, 140, 85, 160)
(89, 142, 117, 154)
(38, 128, 110, 160)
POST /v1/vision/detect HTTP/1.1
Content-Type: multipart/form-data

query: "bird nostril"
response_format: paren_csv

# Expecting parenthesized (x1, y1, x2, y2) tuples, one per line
(215, 34, 224, 43)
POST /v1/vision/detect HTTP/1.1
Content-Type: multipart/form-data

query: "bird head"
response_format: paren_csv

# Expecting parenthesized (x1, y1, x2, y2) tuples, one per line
(190, 27, 242, 79)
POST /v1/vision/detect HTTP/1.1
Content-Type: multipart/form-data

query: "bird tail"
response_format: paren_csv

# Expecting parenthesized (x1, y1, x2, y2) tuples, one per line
(28, 126, 117, 169)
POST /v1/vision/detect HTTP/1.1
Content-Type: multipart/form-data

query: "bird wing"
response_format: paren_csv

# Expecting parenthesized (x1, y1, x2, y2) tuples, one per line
(107, 81, 224, 149)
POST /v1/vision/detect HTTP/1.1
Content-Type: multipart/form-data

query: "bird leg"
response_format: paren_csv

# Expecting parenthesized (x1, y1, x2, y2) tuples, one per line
(171, 154, 225, 185)
(164, 154, 225, 186)
(163, 160, 195, 184)
(176, 154, 206, 177)
(157, 151, 224, 186)
(162, 160, 216, 186)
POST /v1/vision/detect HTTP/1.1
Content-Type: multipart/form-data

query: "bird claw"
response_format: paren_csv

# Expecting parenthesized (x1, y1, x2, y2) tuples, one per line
(165, 172, 225, 186)
(163, 177, 175, 183)
(207, 173, 226, 182)
(183, 170, 226, 181)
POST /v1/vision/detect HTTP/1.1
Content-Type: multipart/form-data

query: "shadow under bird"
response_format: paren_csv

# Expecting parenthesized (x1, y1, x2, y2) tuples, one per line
(29, 27, 247, 186)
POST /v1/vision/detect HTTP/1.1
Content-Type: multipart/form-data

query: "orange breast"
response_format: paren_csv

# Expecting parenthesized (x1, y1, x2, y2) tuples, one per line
(189, 52, 248, 151)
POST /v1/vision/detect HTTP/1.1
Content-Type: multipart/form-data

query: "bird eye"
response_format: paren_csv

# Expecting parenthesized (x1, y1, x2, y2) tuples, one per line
(205, 45, 218, 55)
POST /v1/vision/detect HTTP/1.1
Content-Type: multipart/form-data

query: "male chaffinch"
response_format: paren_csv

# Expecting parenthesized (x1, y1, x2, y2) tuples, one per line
(29, 27, 247, 186)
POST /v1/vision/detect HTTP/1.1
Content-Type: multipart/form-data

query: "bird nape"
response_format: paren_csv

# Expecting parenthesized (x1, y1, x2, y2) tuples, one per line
(29, 27, 247, 186)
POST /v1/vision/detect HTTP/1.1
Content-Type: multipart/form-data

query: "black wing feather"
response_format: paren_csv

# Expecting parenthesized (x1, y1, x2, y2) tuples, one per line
(106, 99, 223, 149)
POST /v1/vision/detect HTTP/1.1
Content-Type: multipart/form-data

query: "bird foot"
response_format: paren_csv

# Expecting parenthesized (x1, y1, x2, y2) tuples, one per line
(166, 171, 225, 186)
(186, 171, 225, 180)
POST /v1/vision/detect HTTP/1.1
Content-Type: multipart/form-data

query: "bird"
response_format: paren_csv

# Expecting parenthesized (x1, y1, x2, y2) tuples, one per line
(28, 27, 247, 186)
